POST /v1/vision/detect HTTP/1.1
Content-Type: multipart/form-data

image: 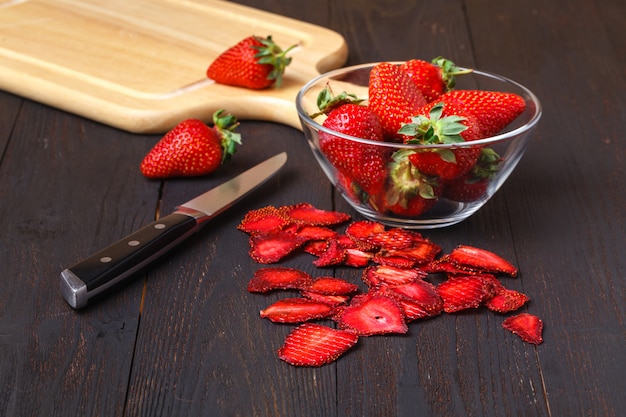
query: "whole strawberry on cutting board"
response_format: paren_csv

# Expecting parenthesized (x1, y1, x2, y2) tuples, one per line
(207, 35, 296, 89)
(140, 110, 241, 178)
(2, 1, 349, 133)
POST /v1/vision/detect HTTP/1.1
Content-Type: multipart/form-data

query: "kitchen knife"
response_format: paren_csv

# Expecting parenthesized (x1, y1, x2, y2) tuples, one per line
(60, 152, 287, 309)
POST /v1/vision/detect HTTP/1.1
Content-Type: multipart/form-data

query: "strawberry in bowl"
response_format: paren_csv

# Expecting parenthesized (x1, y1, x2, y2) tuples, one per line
(295, 59, 542, 228)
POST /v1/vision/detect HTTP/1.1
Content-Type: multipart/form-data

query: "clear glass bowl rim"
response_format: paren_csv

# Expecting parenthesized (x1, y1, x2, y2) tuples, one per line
(295, 61, 543, 149)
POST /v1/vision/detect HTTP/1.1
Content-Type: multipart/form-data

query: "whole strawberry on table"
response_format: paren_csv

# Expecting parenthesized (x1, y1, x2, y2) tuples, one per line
(310, 57, 526, 218)
(140, 110, 241, 178)
(206, 35, 296, 89)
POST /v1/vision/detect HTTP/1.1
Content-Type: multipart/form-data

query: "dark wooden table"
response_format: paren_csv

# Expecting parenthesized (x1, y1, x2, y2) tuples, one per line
(1, 0, 624, 416)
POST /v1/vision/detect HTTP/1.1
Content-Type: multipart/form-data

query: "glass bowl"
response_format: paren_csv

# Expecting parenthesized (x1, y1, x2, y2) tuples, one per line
(295, 62, 542, 229)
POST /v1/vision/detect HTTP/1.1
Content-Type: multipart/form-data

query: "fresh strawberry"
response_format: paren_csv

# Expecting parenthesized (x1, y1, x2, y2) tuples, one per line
(277, 323, 359, 367)
(314, 90, 389, 196)
(437, 275, 496, 313)
(260, 298, 335, 323)
(399, 101, 483, 180)
(307, 277, 360, 295)
(368, 62, 428, 140)
(400, 57, 472, 102)
(502, 313, 544, 345)
(375, 150, 440, 217)
(140, 111, 240, 178)
(248, 232, 308, 264)
(443, 148, 501, 202)
(206, 35, 295, 89)
(437, 90, 526, 137)
(282, 202, 351, 226)
(448, 245, 518, 276)
(247, 267, 313, 293)
(334, 293, 408, 336)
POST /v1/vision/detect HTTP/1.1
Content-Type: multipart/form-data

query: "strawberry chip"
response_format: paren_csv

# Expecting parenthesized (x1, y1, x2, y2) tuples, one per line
(278, 323, 359, 367)
(238, 205, 290, 235)
(312, 239, 346, 267)
(485, 288, 530, 313)
(362, 265, 427, 288)
(248, 232, 307, 264)
(345, 220, 386, 240)
(438, 275, 496, 313)
(449, 245, 518, 276)
(300, 291, 350, 307)
(282, 202, 351, 226)
(502, 313, 543, 345)
(334, 293, 408, 336)
(260, 298, 335, 323)
(247, 267, 313, 293)
(307, 277, 360, 296)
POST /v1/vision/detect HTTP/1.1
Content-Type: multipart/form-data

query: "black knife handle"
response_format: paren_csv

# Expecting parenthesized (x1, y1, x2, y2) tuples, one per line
(60, 212, 199, 309)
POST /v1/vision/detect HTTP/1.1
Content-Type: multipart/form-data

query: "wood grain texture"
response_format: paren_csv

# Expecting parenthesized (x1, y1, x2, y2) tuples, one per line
(0, 0, 347, 132)
(0, 0, 624, 416)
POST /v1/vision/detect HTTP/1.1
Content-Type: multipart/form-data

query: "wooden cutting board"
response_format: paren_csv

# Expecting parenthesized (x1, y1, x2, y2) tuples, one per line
(0, 0, 348, 133)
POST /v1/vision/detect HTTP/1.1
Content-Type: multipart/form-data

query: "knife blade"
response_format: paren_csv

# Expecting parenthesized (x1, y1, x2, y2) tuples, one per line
(60, 152, 287, 309)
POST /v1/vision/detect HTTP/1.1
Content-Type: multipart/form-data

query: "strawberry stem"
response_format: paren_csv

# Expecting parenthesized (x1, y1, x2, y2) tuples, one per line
(386, 150, 437, 207)
(212, 109, 242, 163)
(309, 86, 365, 119)
(431, 56, 473, 90)
(399, 102, 467, 144)
(252, 35, 297, 88)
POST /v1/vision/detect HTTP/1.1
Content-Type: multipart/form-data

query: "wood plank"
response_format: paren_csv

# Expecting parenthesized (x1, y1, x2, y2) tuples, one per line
(123, 122, 342, 416)
(467, 0, 626, 415)
(0, 101, 156, 416)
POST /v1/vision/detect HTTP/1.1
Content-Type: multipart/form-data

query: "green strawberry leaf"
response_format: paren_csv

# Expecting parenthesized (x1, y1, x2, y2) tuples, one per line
(213, 109, 242, 163)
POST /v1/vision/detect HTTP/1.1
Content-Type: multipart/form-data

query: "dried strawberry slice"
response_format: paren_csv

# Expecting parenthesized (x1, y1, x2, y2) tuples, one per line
(473, 273, 505, 292)
(380, 240, 442, 265)
(238, 205, 291, 235)
(345, 220, 386, 241)
(372, 253, 419, 269)
(277, 323, 359, 367)
(260, 298, 335, 323)
(249, 231, 307, 264)
(502, 313, 543, 345)
(438, 275, 495, 313)
(303, 240, 329, 257)
(344, 248, 374, 267)
(365, 228, 423, 250)
(386, 280, 443, 318)
(485, 288, 529, 313)
(307, 276, 359, 295)
(312, 239, 346, 267)
(247, 267, 313, 293)
(425, 256, 474, 275)
(292, 225, 339, 242)
(448, 245, 518, 276)
(334, 293, 408, 336)
(362, 265, 427, 288)
(300, 291, 350, 307)
(282, 203, 351, 226)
